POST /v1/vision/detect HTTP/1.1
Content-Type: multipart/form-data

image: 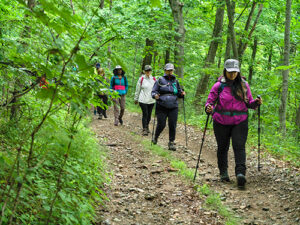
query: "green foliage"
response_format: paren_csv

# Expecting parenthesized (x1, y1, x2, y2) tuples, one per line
(0, 110, 108, 224)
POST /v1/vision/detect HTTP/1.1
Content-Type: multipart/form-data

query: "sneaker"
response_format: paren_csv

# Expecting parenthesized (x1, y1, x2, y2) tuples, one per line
(142, 129, 148, 136)
(119, 118, 123, 125)
(220, 171, 230, 182)
(168, 142, 176, 151)
(152, 137, 158, 145)
(236, 174, 246, 188)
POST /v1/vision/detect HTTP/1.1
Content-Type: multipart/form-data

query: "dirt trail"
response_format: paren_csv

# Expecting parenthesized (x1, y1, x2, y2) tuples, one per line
(93, 108, 300, 225)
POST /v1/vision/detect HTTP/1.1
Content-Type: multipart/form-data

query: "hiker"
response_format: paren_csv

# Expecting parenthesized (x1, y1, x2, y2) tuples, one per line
(110, 65, 128, 126)
(39, 75, 49, 89)
(134, 65, 156, 136)
(205, 59, 263, 188)
(151, 63, 185, 151)
(96, 65, 109, 120)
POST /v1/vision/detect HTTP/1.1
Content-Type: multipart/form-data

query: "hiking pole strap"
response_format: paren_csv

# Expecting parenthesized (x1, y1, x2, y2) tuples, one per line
(193, 114, 210, 182)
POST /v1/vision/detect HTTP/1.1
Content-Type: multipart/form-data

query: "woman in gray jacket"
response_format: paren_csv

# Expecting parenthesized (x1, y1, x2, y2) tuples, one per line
(134, 65, 156, 136)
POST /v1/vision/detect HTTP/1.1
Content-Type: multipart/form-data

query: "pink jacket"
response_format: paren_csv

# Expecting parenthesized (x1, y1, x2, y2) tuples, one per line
(205, 77, 258, 125)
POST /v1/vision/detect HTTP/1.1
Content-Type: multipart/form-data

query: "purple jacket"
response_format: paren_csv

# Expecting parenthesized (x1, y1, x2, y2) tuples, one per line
(205, 77, 258, 125)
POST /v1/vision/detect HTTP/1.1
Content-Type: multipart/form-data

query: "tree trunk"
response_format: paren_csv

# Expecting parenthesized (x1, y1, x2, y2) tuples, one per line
(239, 4, 263, 58)
(237, 1, 257, 57)
(70, 0, 75, 15)
(248, 37, 258, 84)
(279, 0, 292, 135)
(141, 38, 154, 72)
(225, 0, 238, 59)
(194, 1, 225, 106)
(100, 0, 105, 9)
(131, 43, 138, 96)
(109, 0, 113, 10)
(224, 26, 231, 60)
(268, 12, 280, 70)
(169, 0, 185, 79)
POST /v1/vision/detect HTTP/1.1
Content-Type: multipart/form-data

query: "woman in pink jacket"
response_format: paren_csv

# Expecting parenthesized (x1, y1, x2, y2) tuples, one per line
(205, 59, 262, 188)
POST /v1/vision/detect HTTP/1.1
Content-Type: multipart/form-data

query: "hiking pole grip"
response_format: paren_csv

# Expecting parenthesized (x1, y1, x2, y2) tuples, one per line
(193, 114, 210, 182)
(257, 95, 261, 171)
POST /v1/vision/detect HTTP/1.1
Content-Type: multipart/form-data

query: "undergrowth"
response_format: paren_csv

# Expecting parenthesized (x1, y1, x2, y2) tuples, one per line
(0, 112, 108, 224)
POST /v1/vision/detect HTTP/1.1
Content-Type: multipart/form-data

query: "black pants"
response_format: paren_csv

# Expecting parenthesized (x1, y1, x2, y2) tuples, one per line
(213, 119, 248, 176)
(97, 94, 108, 116)
(155, 104, 178, 142)
(139, 102, 154, 129)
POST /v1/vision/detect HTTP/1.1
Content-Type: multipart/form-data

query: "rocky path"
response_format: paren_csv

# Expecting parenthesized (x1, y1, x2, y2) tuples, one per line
(93, 108, 300, 225)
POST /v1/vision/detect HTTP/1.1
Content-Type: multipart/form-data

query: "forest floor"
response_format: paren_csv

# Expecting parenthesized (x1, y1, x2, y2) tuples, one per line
(92, 108, 300, 225)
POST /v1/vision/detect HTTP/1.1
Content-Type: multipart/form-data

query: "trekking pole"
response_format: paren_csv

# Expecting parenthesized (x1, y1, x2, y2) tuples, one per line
(193, 114, 210, 182)
(151, 103, 156, 146)
(183, 97, 188, 147)
(257, 95, 262, 171)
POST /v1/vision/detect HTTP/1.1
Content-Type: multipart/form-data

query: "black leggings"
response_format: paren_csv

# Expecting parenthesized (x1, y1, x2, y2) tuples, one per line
(155, 104, 178, 142)
(97, 95, 108, 116)
(139, 103, 154, 129)
(213, 119, 248, 176)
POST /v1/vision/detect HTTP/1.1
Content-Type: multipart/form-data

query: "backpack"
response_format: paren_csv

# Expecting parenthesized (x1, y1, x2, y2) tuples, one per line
(140, 76, 156, 86)
(216, 77, 248, 105)
(112, 76, 128, 87)
(157, 77, 179, 95)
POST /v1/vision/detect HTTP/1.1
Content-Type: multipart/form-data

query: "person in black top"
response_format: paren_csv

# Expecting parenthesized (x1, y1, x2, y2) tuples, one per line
(151, 63, 185, 151)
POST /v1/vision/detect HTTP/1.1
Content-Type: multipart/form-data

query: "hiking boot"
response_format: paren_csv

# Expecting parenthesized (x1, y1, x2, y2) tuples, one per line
(152, 137, 158, 145)
(168, 142, 176, 151)
(103, 111, 107, 118)
(220, 171, 230, 182)
(119, 117, 123, 125)
(142, 128, 148, 136)
(236, 174, 246, 188)
(98, 114, 103, 120)
(114, 120, 118, 126)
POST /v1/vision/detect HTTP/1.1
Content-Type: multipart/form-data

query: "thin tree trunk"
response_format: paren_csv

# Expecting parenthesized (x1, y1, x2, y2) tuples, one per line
(225, 0, 238, 59)
(268, 12, 281, 70)
(141, 38, 154, 72)
(131, 43, 138, 96)
(195, 0, 225, 105)
(70, 0, 75, 15)
(100, 0, 105, 9)
(279, 0, 292, 135)
(224, 25, 231, 60)
(248, 37, 258, 84)
(169, 0, 186, 79)
(239, 4, 263, 58)
(237, 1, 257, 56)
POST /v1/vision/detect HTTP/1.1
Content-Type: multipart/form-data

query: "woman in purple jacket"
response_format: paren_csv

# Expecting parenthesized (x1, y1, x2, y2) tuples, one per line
(205, 59, 262, 188)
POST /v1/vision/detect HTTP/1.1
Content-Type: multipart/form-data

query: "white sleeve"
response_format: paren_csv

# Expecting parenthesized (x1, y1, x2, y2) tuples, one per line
(134, 77, 142, 101)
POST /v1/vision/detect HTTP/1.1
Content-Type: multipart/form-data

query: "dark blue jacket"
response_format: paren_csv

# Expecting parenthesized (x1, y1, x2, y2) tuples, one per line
(152, 74, 184, 109)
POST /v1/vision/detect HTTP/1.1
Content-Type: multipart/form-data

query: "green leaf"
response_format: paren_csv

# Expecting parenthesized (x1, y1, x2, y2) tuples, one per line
(150, 0, 162, 8)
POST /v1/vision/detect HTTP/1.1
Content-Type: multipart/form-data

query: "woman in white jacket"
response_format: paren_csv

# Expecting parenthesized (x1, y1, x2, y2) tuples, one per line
(134, 65, 156, 136)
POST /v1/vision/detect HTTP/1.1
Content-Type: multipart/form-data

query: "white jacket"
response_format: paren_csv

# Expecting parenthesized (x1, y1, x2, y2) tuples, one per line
(134, 75, 156, 104)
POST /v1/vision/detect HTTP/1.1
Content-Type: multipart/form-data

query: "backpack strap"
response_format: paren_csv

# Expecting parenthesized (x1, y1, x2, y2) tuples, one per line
(140, 76, 156, 86)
